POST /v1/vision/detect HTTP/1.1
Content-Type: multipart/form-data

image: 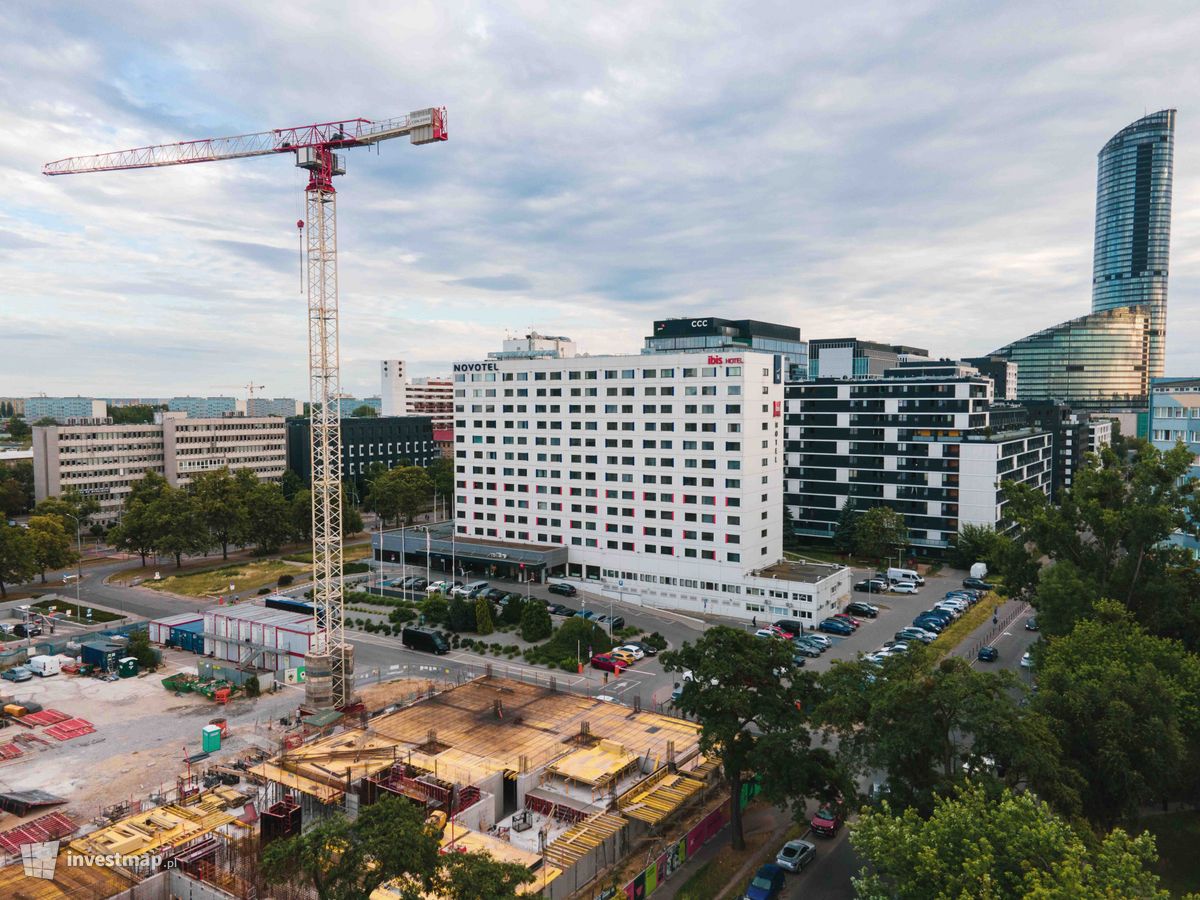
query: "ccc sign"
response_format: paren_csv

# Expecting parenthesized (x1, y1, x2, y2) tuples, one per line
(691, 319, 709, 327)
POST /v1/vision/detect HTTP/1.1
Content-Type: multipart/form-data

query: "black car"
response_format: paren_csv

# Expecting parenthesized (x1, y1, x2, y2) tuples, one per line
(1025, 616, 1039, 631)
(845, 601, 878, 618)
(13, 623, 41, 638)
(547, 583, 577, 596)
(911, 617, 946, 633)
(977, 645, 999, 662)
(962, 577, 994, 591)
(549, 603, 576, 617)
(484, 588, 507, 602)
(411, 578, 428, 592)
(607, 615, 626, 630)
(854, 579, 890, 593)
(625, 640, 659, 656)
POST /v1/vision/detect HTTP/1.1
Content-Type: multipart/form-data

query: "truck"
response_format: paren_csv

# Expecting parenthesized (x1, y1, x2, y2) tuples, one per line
(27, 655, 61, 677)
(887, 567, 924, 586)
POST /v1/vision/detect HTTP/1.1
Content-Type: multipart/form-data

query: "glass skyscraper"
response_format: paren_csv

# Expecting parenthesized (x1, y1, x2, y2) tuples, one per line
(1091, 109, 1175, 379)
(991, 110, 1176, 409)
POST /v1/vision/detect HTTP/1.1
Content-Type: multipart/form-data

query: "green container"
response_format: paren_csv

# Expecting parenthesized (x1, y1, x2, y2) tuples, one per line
(201, 724, 221, 753)
(118, 657, 138, 678)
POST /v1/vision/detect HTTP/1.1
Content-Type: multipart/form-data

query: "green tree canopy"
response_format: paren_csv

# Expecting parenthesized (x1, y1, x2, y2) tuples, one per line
(0, 460, 34, 517)
(190, 468, 246, 560)
(447, 595, 476, 633)
(0, 523, 35, 598)
(851, 783, 1170, 900)
(663, 627, 842, 850)
(474, 597, 494, 635)
(854, 505, 908, 560)
(109, 470, 170, 566)
(519, 599, 553, 642)
(242, 480, 294, 555)
(27, 514, 78, 582)
(369, 466, 434, 525)
(351, 403, 379, 417)
(1032, 599, 1200, 828)
(109, 404, 159, 424)
(831, 499, 857, 555)
(427, 456, 454, 504)
(150, 485, 208, 568)
(5, 417, 31, 439)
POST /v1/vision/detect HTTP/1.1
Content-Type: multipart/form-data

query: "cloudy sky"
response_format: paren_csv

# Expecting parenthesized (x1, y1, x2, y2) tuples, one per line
(4, 1, 1200, 399)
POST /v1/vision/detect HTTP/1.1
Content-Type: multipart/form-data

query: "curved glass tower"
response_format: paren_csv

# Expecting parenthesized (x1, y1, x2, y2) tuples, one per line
(1092, 109, 1175, 379)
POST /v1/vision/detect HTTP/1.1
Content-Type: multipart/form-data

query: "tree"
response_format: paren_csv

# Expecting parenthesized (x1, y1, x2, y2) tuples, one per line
(1004, 442, 1200, 645)
(814, 651, 1079, 817)
(351, 403, 379, 417)
(831, 499, 857, 555)
(851, 783, 1170, 900)
(1032, 599, 1200, 828)
(427, 456, 454, 505)
(125, 628, 159, 670)
(37, 487, 100, 531)
(291, 489, 313, 542)
(500, 594, 526, 626)
(474, 597, 494, 635)
(854, 505, 907, 560)
(109, 471, 170, 566)
(0, 460, 34, 517)
(662, 627, 840, 850)
(109, 404, 159, 425)
(341, 483, 363, 535)
(369, 466, 434, 525)
(280, 468, 305, 501)
(420, 594, 449, 625)
(520, 600, 553, 642)
(437, 850, 535, 899)
(31, 417, 57, 427)
(27, 514, 77, 583)
(150, 486, 208, 568)
(949, 522, 1002, 571)
(242, 480, 294, 555)
(0, 523, 35, 598)
(447, 596, 476, 633)
(5, 417, 30, 439)
(190, 468, 246, 560)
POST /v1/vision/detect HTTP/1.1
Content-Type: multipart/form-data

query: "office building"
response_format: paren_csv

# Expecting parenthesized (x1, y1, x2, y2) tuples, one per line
(0, 398, 26, 417)
(962, 355, 1018, 400)
(333, 396, 382, 417)
(785, 368, 1052, 550)
(167, 396, 240, 418)
(32, 413, 286, 524)
(24, 397, 108, 422)
(1009, 400, 1111, 499)
(990, 305, 1150, 410)
(990, 111, 1176, 409)
(644, 317, 807, 376)
(287, 415, 437, 494)
(808, 339, 928, 380)
(1092, 109, 1175, 379)
(449, 340, 851, 622)
(1148, 377, 1200, 555)
(246, 397, 301, 418)
(379, 360, 455, 430)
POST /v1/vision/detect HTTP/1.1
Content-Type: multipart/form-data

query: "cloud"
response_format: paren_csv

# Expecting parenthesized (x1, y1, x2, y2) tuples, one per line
(2, 0, 1200, 397)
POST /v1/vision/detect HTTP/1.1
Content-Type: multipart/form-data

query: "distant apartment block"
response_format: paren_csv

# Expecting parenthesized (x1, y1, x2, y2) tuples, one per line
(24, 396, 108, 422)
(167, 396, 240, 418)
(246, 397, 301, 418)
(33, 413, 286, 524)
(1148, 377, 1200, 555)
(333, 396, 382, 417)
(380, 359, 454, 430)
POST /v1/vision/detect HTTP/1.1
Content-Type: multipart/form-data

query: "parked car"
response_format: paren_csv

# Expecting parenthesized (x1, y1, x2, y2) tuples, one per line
(895, 627, 936, 644)
(744, 863, 787, 900)
(609, 648, 638, 666)
(800, 632, 832, 648)
(2, 666, 32, 682)
(818, 618, 854, 635)
(549, 604, 576, 617)
(398, 575, 419, 588)
(845, 601, 879, 618)
(579, 609, 597, 620)
(1025, 616, 1039, 631)
(607, 616, 625, 630)
(1020, 652, 1033, 668)
(890, 583, 920, 595)
(481, 588, 504, 602)
(854, 579, 890, 593)
(547, 582, 577, 596)
(832, 613, 862, 628)
(625, 640, 659, 656)
(775, 838, 816, 873)
(590, 653, 627, 673)
(963, 577, 994, 591)
(792, 642, 821, 658)
(810, 806, 844, 837)
(613, 643, 645, 660)
(13, 623, 41, 638)
(887, 567, 925, 585)
(768, 624, 795, 639)
(408, 578, 427, 592)
(425, 580, 449, 594)
(452, 581, 487, 598)
(775, 618, 806, 634)
(911, 619, 946, 634)
(754, 628, 779, 640)
(499, 592, 524, 605)
(977, 645, 999, 662)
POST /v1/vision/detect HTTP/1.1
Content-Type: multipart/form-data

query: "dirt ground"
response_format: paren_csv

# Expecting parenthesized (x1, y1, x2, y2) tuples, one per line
(0, 649, 301, 827)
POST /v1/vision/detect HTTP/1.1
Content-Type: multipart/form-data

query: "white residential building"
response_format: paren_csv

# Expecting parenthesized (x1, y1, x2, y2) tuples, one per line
(453, 346, 850, 622)
(380, 359, 455, 431)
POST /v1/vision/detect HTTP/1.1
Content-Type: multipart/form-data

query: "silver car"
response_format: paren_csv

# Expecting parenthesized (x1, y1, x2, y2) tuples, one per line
(775, 838, 816, 872)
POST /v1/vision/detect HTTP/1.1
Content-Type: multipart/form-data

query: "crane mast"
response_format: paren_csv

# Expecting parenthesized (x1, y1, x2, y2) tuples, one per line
(44, 108, 448, 710)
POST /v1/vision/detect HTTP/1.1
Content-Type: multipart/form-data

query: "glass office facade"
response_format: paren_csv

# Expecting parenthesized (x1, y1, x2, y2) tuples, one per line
(1092, 110, 1175, 379)
(992, 306, 1149, 410)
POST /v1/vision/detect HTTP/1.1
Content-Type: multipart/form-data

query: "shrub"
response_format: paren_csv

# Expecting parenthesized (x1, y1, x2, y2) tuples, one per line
(341, 562, 370, 575)
(475, 599, 495, 636)
(244, 675, 261, 698)
(642, 631, 668, 651)
(421, 595, 449, 626)
(257, 587, 271, 595)
(520, 602, 553, 642)
(447, 597, 475, 633)
(500, 596, 526, 626)
(277, 574, 295, 587)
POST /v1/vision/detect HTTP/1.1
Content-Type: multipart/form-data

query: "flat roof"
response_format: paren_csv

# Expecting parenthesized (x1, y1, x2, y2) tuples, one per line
(547, 740, 640, 787)
(753, 559, 845, 583)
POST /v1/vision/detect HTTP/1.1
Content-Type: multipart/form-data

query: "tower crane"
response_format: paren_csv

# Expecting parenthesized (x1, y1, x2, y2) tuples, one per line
(44, 108, 448, 710)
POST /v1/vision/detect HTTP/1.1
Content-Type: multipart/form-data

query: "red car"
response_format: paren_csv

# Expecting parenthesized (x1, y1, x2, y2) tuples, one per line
(768, 624, 795, 639)
(833, 613, 862, 628)
(590, 653, 627, 673)
(810, 806, 843, 837)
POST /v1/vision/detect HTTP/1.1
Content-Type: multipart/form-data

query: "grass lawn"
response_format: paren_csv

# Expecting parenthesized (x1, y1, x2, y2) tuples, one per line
(1145, 810, 1200, 897)
(674, 818, 801, 900)
(30, 599, 123, 623)
(146, 558, 307, 597)
(282, 543, 372, 565)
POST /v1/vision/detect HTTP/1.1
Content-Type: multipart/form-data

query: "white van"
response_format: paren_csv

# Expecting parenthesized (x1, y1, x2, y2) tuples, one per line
(887, 567, 924, 586)
(27, 655, 61, 677)
(452, 580, 488, 598)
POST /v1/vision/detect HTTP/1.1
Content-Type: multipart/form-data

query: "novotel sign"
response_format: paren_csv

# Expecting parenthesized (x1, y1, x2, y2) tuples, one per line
(453, 362, 498, 373)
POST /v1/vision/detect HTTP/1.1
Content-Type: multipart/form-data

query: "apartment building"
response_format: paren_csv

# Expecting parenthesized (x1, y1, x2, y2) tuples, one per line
(452, 344, 850, 622)
(246, 397, 301, 418)
(167, 396, 240, 418)
(785, 367, 1053, 551)
(33, 413, 287, 524)
(380, 359, 455, 430)
(24, 396, 108, 422)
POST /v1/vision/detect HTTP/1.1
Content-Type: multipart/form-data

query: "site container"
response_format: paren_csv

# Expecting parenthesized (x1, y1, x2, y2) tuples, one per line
(148, 613, 203, 645)
(80, 641, 121, 672)
(118, 657, 138, 678)
(201, 724, 221, 753)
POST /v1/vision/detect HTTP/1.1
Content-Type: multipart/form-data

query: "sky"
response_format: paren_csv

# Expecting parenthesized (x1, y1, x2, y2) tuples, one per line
(4, 1, 1200, 400)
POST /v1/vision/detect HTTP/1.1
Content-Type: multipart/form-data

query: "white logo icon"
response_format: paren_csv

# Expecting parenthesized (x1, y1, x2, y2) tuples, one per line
(22, 841, 58, 880)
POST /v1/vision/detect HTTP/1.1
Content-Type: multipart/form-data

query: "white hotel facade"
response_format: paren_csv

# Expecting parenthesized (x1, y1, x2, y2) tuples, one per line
(453, 346, 850, 623)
